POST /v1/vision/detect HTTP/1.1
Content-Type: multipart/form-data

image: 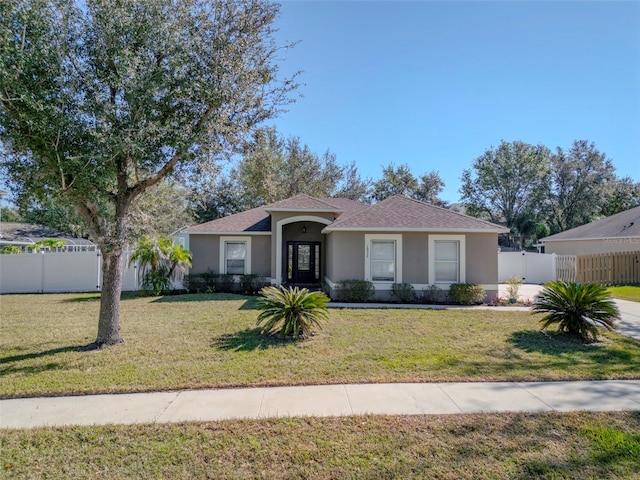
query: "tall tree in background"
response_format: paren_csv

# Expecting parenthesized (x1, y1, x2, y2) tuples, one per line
(415, 171, 446, 206)
(239, 128, 344, 205)
(459, 140, 551, 230)
(0, 0, 298, 347)
(370, 163, 418, 201)
(370, 163, 445, 205)
(17, 194, 88, 238)
(334, 161, 372, 202)
(190, 175, 252, 223)
(601, 176, 640, 217)
(548, 140, 616, 233)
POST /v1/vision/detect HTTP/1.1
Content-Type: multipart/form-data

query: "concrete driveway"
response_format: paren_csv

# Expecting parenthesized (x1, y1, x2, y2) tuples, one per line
(615, 299, 640, 341)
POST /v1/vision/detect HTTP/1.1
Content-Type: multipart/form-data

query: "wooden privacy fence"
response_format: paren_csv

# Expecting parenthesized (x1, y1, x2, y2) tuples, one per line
(557, 251, 639, 285)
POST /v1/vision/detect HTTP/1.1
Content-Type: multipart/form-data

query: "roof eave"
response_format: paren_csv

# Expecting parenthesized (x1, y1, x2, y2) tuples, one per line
(540, 235, 640, 242)
(322, 227, 508, 234)
(183, 230, 272, 236)
(263, 207, 343, 214)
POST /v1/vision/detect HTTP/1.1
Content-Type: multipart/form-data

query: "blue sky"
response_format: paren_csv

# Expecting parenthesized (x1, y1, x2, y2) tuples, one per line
(269, 0, 640, 203)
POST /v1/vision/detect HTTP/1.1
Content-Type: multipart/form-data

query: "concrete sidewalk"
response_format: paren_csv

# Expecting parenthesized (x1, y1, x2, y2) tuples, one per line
(2, 380, 639, 429)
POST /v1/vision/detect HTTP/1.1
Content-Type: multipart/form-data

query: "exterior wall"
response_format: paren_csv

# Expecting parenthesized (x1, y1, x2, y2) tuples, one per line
(465, 233, 499, 287)
(250, 236, 272, 277)
(188, 234, 271, 278)
(325, 231, 365, 285)
(544, 238, 640, 255)
(402, 233, 428, 284)
(188, 234, 220, 274)
(325, 231, 499, 300)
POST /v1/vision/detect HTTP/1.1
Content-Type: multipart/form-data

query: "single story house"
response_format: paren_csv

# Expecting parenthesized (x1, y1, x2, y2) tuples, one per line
(0, 222, 96, 252)
(540, 206, 640, 255)
(182, 194, 509, 300)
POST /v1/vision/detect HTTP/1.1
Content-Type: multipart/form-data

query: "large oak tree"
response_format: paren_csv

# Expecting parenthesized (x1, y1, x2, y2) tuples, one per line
(459, 140, 551, 228)
(0, 0, 298, 347)
(548, 140, 617, 233)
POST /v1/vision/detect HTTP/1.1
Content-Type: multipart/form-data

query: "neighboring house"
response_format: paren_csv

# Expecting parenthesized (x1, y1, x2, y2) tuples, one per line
(540, 206, 640, 255)
(182, 194, 508, 300)
(0, 222, 95, 252)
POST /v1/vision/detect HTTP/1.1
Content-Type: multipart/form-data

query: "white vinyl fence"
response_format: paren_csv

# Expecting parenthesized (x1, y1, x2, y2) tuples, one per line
(498, 251, 557, 284)
(0, 251, 139, 294)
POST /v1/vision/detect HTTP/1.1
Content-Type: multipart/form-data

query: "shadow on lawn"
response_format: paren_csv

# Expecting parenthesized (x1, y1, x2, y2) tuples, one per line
(212, 327, 290, 352)
(61, 292, 140, 303)
(151, 293, 260, 309)
(0, 345, 83, 376)
(509, 330, 638, 364)
(508, 330, 597, 355)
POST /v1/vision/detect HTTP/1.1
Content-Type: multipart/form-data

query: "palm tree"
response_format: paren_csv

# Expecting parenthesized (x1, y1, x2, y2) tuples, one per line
(129, 236, 192, 295)
(532, 281, 620, 342)
(256, 286, 329, 338)
(166, 242, 192, 286)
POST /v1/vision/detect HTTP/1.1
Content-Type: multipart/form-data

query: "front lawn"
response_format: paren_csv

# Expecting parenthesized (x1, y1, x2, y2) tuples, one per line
(608, 285, 640, 302)
(2, 412, 639, 479)
(1, 293, 639, 398)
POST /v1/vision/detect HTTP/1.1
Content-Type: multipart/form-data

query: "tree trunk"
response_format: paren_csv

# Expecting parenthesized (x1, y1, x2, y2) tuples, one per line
(95, 248, 125, 346)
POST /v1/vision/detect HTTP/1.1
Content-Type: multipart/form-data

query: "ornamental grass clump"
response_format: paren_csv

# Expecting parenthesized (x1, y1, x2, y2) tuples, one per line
(532, 281, 620, 342)
(256, 286, 330, 338)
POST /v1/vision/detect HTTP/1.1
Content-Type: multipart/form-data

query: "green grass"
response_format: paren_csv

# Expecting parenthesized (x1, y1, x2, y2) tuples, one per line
(608, 285, 640, 302)
(1, 293, 639, 398)
(1, 412, 639, 479)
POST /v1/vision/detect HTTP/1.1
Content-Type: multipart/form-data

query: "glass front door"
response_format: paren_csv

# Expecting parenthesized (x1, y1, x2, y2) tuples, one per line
(287, 241, 321, 284)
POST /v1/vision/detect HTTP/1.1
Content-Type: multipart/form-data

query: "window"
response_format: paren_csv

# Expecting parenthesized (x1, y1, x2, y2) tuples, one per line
(365, 234, 402, 284)
(219, 237, 252, 275)
(434, 241, 459, 283)
(297, 244, 311, 271)
(225, 242, 246, 274)
(371, 241, 395, 282)
(429, 235, 465, 285)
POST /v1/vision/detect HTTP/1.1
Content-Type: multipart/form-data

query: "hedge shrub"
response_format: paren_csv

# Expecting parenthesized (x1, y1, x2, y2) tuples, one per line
(337, 279, 375, 302)
(449, 283, 486, 305)
(390, 283, 416, 303)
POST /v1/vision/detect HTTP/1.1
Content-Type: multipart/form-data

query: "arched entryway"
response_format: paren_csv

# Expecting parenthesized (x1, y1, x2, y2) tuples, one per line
(275, 216, 332, 286)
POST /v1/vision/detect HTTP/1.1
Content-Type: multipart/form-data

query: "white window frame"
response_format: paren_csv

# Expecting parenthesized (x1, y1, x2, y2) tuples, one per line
(364, 234, 402, 285)
(219, 236, 252, 275)
(428, 234, 465, 286)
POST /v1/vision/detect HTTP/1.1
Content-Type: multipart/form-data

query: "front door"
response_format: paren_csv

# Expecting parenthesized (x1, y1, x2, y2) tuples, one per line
(286, 241, 321, 284)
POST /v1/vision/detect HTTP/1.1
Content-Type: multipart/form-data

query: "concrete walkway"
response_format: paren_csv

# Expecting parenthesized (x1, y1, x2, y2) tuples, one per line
(2, 380, 639, 429)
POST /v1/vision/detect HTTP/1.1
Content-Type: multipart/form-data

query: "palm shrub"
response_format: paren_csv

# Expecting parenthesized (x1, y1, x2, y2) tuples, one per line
(256, 286, 330, 338)
(532, 281, 620, 342)
(129, 236, 192, 295)
(1, 245, 22, 254)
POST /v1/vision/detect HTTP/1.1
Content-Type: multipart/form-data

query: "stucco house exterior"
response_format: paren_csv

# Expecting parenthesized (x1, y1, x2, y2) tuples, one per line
(182, 194, 508, 299)
(540, 206, 640, 255)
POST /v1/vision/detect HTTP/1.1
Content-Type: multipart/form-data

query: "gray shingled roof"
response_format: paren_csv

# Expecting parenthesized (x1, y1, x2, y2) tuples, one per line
(184, 206, 271, 233)
(0, 222, 94, 246)
(325, 196, 508, 232)
(264, 194, 344, 212)
(184, 195, 508, 234)
(184, 196, 368, 234)
(541, 206, 640, 241)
